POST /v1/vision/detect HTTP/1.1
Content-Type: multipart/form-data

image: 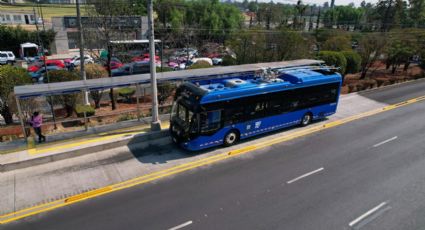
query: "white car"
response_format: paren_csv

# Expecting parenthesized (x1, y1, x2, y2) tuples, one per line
(0, 52, 8, 65)
(212, 57, 223, 65)
(5, 51, 15, 64)
(70, 55, 94, 66)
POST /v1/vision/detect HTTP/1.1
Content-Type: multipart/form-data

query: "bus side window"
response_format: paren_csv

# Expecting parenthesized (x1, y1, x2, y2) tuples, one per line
(200, 110, 222, 134)
(269, 100, 282, 115)
(224, 107, 244, 125)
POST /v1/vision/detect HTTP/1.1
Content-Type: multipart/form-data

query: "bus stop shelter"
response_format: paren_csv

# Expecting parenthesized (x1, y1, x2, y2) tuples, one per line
(14, 59, 324, 139)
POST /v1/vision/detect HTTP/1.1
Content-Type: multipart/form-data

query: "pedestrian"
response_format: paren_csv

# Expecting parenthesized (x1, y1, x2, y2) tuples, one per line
(29, 111, 46, 143)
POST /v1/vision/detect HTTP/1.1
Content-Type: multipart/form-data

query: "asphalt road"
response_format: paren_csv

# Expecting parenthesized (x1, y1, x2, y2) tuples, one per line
(4, 79, 425, 230)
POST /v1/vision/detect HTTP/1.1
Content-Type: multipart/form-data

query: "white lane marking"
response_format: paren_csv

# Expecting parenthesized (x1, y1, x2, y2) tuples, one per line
(373, 136, 398, 148)
(168, 220, 193, 230)
(349, 202, 388, 227)
(286, 167, 324, 184)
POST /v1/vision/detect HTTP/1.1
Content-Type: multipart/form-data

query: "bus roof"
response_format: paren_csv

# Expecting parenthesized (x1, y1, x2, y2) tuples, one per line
(190, 68, 342, 104)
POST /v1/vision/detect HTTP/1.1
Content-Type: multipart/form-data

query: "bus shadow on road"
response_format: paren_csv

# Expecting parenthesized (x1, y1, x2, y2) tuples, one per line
(127, 119, 328, 166)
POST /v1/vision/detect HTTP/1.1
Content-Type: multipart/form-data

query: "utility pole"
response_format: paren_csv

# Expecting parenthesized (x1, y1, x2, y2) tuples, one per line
(36, 0, 45, 31)
(76, 0, 89, 105)
(148, 0, 161, 131)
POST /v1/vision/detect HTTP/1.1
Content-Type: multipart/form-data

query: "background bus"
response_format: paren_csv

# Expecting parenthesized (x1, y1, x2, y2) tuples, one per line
(170, 66, 342, 151)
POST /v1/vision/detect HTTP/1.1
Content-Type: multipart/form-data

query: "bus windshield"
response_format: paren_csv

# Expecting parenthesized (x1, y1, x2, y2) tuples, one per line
(171, 99, 195, 131)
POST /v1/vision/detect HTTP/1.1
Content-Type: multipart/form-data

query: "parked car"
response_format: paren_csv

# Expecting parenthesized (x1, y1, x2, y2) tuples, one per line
(29, 66, 63, 83)
(97, 57, 124, 71)
(173, 48, 198, 59)
(168, 61, 186, 70)
(68, 55, 94, 67)
(131, 53, 160, 62)
(112, 61, 151, 76)
(212, 57, 223, 65)
(188, 57, 213, 67)
(0, 52, 8, 65)
(111, 64, 131, 77)
(28, 59, 65, 72)
(1, 51, 16, 64)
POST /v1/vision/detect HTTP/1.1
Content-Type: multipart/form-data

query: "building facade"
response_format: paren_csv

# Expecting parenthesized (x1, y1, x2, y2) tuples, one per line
(51, 16, 148, 54)
(0, 10, 37, 25)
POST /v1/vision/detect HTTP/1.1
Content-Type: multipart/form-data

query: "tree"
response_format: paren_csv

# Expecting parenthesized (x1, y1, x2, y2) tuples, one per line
(0, 66, 31, 124)
(358, 33, 387, 79)
(322, 36, 352, 51)
(341, 51, 362, 74)
(409, 0, 425, 27)
(0, 25, 56, 56)
(386, 40, 413, 73)
(318, 51, 347, 74)
(48, 70, 81, 117)
(85, 0, 146, 111)
(77, 64, 108, 108)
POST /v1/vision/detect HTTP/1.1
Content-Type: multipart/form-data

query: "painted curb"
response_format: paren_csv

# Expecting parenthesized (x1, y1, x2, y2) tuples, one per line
(0, 130, 171, 172)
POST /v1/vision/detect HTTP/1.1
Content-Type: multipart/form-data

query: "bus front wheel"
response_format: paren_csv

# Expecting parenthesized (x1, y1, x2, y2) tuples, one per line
(224, 130, 239, 147)
(300, 113, 312, 127)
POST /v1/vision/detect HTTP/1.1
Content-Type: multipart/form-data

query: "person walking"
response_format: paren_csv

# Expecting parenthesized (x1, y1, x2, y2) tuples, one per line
(29, 111, 46, 143)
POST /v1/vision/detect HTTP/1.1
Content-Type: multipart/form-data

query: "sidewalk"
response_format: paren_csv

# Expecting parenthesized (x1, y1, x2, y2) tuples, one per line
(0, 117, 170, 171)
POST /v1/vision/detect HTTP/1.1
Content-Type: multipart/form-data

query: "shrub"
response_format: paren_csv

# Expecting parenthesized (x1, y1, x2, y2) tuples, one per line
(222, 55, 237, 66)
(156, 66, 174, 73)
(318, 51, 347, 74)
(341, 51, 362, 74)
(118, 87, 135, 102)
(117, 113, 137, 122)
(75, 104, 95, 117)
(158, 82, 175, 105)
(188, 60, 212, 69)
(46, 70, 80, 83)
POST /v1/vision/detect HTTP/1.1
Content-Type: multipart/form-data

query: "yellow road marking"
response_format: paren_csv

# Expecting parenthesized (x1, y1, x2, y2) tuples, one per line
(26, 121, 171, 156)
(1, 95, 424, 225)
(28, 131, 142, 155)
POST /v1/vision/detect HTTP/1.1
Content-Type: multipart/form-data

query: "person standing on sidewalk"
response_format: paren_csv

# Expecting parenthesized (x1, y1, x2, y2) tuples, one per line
(29, 111, 46, 143)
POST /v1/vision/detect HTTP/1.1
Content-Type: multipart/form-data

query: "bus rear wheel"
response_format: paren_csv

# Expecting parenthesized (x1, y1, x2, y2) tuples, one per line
(224, 130, 239, 147)
(300, 113, 312, 127)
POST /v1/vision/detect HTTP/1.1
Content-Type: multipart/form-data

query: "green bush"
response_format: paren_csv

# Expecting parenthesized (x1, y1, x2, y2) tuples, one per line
(222, 55, 237, 66)
(156, 66, 174, 72)
(117, 113, 137, 122)
(158, 82, 175, 105)
(318, 51, 347, 74)
(118, 87, 135, 102)
(341, 51, 362, 74)
(47, 70, 80, 83)
(75, 104, 95, 117)
(188, 60, 212, 69)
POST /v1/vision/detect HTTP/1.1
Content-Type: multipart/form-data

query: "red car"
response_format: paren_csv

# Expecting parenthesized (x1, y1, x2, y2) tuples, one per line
(104, 60, 124, 71)
(131, 53, 160, 62)
(28, 59, 65, 72)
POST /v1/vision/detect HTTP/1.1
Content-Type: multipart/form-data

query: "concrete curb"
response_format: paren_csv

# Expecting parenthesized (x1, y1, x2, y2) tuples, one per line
(0, 130, 171, 173)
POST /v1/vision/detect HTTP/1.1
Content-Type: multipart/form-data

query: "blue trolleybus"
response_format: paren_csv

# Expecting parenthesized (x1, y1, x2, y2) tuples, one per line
(170, 66, 342, 151)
